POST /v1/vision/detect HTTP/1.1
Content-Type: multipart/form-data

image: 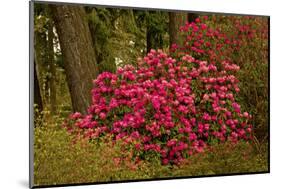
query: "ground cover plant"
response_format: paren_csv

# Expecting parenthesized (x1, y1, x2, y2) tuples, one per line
(33, 3, 269, 187)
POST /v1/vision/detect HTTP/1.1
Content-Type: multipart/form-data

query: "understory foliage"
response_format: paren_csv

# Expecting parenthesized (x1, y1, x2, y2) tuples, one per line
(34, 123, 268, 186)
(62, 16, 265, 165)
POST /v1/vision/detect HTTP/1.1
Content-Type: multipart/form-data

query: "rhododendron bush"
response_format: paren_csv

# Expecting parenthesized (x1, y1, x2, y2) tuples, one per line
(171, 16, 268, 66)
(63, 42, 253, 164)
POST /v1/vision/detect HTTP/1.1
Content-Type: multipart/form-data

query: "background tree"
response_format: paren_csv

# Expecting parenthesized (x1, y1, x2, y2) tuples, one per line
(169, 12, 188, 47)
(34, 7, 49, 106)
(145, 11, 168, 53)
(188, 13, 198, 23)
(34, 5, 59, 113)
(34, 60, 43, 112)
(34, 5, 200, 115)
(169, 12, 198, 47)
(86, 7, 116, 73)
(47, 8, 57, 113)
(50, 4, 99, 114)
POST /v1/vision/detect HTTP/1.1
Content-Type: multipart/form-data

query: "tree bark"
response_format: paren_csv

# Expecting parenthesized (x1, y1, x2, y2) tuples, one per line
(169, 12, 188, 47)
(187, 13, 197, 23)
(146, 26, 153, 53)
(50, 5, 98, 114)
(169, 12, 177, 47)
(146, 12, 164, 53)
(34, 29, 49, 105)
(87, 8, 116, 74)
(47, 13, 57, 114)
(34, 60, 43, 112)
(146, 26, 163, 53)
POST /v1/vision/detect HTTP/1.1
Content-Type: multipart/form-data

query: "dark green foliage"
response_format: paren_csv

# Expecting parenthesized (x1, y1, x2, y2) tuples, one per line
(238, 62, 268, 141)
(134, 10, 169, 52)
(87, 8, 116, 73)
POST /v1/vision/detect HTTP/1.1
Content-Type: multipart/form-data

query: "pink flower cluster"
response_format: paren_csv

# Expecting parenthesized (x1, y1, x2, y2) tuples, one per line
(64, 47, 252, 165)
(172, 15, 267, 68)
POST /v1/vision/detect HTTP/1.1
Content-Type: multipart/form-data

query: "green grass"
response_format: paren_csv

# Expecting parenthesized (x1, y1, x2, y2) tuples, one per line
(33, 116, 268, 187)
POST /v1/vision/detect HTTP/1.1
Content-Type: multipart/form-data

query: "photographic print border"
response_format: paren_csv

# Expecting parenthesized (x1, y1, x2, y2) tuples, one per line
(29, 1, 270, 188)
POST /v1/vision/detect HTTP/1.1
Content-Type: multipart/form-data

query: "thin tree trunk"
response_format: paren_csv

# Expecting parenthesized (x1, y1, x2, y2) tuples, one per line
(50, 4, 98, 114)
(34, 60, 43, 112)
(169, 12, 177, 47)
(169, 12, 188, 47)
(34, 29, 49, 106)
(86, 7, 118, 74)
(146, 26, 163, 53)
(187, 13, 197, 23)
(47, 13, 57, 114)
(146, 11, 165, 53)
(146, 26, 152, 53)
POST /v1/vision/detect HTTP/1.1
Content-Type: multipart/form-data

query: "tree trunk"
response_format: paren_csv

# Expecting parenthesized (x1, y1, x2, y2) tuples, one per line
(187, 13, 197, 23)
(50, 4, 98, 114)
(47, 13, 57, 114)
(87, 8, 116, 74)
(146, 26, 163, 53)
(34, 29, 49, 106)
(34, 60, 43, 112)
(146, 11, 164, 53)
(146, 26, 152, 53)
(169, 12, 188, 47)
(169, 12, 177, 47)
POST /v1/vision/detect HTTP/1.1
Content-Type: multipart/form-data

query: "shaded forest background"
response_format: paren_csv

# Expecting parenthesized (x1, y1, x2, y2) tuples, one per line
(34, 3, 268, 140)
(34, 4, 199, 115)
(33, 2, 269, 186)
